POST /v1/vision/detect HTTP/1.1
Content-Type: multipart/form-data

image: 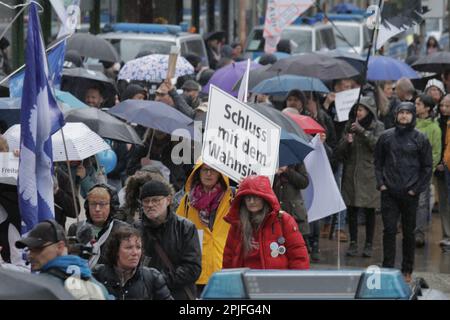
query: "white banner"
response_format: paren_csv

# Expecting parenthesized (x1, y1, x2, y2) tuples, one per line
(0, 152, 19, 185)
(301, 136, 346, 222)
(263, 0, 314, 53)
(335, 88, 360, 122)
(202, 86, 281, 184)
(50, 0, 81, 38)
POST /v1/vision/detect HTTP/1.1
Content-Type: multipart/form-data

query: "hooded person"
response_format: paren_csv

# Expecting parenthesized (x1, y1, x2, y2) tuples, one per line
(68, 184, 129, 268)
(425, 79, 445, 106)
(284, 89, 307, 114)
(222, 175, 310, 270)
(336, 96, 385, 258)
(375, 101, 433, 282)
(176, 161, 234, 291)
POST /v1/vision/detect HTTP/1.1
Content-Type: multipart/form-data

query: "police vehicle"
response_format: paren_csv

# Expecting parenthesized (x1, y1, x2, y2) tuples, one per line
(316, 13, 370, 56)
(98, 23, 209, 67)
(244, 17, 337, 60)
(201, 268, 448, 300)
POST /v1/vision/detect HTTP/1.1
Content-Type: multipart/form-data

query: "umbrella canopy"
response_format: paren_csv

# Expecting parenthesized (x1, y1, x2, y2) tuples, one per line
(118, 54, 194, 83)
(367, 56, 420, 81)
(267, 53, 360, 80)
(3, 123, 111, 162)
(285, 113, 326, 135)
(321, 49, 366, 74)
(254, 51, 291, 63)
(0, 268, 74, 300)
(202, 61, 261, 97)
(411, 51, 450, 73)
(64, 108, 143, 145)
(66, 33, 119, 62)
(0, 91, 88, 128)
(251, 75, 329, 96)
(108, 100, 202, 142)
(62, 67, 115, 85)
(246, 103, 311, 142)
(232, 64, 280, 91)
(279, 130, 314, 167)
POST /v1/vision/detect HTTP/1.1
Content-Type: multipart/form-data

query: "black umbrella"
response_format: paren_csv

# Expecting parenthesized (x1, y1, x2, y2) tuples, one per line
(411, 52, 450, 73)
(233, 64, 281, 91)
(0, 268, 74, 300)
(321, 49, 366, 74)
(64, 108, 143, 145)
(267, 53, 360, 80)
(66, 33, 119, 62)
(61, 68, 117, 105)
(246, 103, 311, 142)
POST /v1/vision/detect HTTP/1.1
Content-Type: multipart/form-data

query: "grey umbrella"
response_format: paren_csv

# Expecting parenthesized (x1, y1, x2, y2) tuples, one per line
(66, 33, 119, 62)
(64, 107, 143, 145)
(62, 67, 114, 84)
(411, 51, 450, 73)
(267, 53, 359, 80)
(0, 268, 74, 300)
(246, 103, 311, 142)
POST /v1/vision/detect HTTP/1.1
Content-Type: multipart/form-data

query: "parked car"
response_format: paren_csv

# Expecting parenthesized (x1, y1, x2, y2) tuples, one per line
(98, 23, 209, 67)
(201, 268, 449, 300)
(244, 18, 337, 60)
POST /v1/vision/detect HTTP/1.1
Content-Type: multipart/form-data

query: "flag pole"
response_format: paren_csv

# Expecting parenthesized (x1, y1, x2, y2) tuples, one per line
(354, 0, 384, 108)
(60, 127, 80, 224)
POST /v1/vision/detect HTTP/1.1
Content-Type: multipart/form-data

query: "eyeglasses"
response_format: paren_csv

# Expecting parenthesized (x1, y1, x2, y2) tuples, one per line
(200, 167, 217, 174)
(155, 91, 168, 97)
(25, 242, 56, 254)
(244, 195, 259, 202)
(88, 202, 110, 208)
(142, 197, 167, 206)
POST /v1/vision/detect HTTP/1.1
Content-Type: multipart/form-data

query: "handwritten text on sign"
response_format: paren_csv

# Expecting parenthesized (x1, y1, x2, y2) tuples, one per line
(202, 86, 281, 183)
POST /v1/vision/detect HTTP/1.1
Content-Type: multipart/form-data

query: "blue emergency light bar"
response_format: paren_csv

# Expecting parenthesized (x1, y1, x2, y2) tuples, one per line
(108, 23, 188, 34)
(201, 268, 412, 300)
(316, 13, 368, 21)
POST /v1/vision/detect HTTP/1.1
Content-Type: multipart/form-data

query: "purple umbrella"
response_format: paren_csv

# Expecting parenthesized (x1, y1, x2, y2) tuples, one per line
(202, 61, 261, 97)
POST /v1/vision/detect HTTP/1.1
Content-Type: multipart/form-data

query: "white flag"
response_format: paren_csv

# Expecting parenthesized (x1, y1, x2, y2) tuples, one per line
(376, 0, 423, 50)
(237, 59, 251, 102)
(301, 136, 346, 222)
(263, 0, 314, 53)
(50, 0, 81, 38)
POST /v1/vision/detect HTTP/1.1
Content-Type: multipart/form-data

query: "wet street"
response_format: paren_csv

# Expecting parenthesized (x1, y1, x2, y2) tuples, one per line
(314, 211, 450, 297)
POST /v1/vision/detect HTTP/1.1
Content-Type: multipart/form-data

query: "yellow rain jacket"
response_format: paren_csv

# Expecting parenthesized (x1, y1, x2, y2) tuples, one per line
(176, 161, 233, 285)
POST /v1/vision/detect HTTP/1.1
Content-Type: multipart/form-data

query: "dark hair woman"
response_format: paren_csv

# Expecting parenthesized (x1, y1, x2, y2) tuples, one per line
(93, 226, 173, 300)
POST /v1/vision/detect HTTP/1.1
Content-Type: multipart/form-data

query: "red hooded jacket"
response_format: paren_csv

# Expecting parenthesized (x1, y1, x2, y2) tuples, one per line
(222, 176, 310, 270)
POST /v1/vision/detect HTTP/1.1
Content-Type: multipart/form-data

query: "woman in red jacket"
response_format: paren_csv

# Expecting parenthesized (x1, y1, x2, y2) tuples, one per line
(222, 175, 310, 270)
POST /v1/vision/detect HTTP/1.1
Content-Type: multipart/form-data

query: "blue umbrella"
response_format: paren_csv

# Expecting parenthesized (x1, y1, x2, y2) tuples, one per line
(279, 129, 314, 167)
(251, 75, 329, 96)
(367, 56, 420, 81)
(108, 100, 202, 142)
(0, 92, 88, 128)
(331, 3, 365, 14)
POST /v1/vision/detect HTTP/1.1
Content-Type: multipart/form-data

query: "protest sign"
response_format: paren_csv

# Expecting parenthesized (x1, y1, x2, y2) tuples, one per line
(335, 88, 360, 122)
(202, 86, 281, 184)
(0, 152, 19, 185)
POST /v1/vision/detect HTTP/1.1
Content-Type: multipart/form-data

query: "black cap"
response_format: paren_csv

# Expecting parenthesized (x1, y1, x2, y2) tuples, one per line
(140, 180, 171, 199)
(16, 221, 66, 249)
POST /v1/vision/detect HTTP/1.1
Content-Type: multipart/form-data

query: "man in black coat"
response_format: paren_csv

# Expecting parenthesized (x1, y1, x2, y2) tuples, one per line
(374, 102, 432, 283)
(136, 180, 201, 300)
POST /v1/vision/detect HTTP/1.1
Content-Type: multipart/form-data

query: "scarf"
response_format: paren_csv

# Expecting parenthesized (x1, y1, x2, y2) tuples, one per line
(189, 183, 224, 226)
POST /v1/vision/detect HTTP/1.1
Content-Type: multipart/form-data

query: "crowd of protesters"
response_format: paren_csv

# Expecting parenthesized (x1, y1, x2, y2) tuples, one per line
(1, 30, 450, 300)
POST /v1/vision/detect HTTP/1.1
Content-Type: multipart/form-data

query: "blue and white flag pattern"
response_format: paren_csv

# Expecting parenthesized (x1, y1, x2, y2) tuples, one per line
(9, 39, 66, 98)
(18, 3, 64, 232)
(301, 135, 346, 223)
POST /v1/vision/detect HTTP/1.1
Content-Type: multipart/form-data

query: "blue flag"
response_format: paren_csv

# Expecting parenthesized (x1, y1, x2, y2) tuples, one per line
(9, 39, 66, 98)
(18, 3, 65, 232)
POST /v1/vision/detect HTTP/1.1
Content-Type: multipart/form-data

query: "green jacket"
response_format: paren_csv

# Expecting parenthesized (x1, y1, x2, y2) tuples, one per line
(416, 117, 442, 170)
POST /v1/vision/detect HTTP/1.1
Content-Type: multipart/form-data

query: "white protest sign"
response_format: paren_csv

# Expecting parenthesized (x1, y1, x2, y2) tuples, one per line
(335, 88, 360, 122)
(202, 86, 281, 184)
(0, 152, 19, 185)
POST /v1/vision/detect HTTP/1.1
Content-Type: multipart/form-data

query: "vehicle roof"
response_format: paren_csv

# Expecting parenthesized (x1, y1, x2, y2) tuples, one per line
(252, 22, 333, 31)
(99, 32, 203, 41)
